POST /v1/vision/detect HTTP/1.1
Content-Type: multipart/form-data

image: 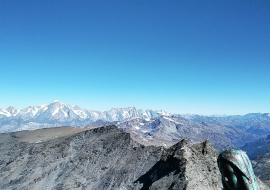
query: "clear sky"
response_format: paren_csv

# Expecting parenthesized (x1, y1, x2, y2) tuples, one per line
(0, 0, 270, 115)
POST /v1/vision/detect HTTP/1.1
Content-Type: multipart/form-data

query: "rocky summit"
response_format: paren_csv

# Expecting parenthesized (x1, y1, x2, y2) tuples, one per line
(0, 126, 269, 190)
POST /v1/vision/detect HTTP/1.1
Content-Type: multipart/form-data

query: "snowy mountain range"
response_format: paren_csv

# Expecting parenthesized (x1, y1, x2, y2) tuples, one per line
(1, 100, 270, 148)
(0, 100, 170, 133)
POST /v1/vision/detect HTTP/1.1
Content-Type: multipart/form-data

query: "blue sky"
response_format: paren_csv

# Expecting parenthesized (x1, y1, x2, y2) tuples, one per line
(0, 0, 270, 115)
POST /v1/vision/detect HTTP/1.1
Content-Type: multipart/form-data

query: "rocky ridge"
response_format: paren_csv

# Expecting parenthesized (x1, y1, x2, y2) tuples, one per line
(0, 126, 163, 190)
(0, 126, 268, 190)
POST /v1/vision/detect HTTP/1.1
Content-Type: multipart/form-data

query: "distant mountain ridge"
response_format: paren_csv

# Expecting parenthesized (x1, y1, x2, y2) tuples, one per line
(111, 115, 260, 152)
(0, 100, 170, 133)
(176, 113, 270, 136)
(1, 100, 270, 139)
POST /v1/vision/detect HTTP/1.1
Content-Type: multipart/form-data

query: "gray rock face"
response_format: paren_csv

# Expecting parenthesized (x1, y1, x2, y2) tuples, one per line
(127, 139, 222, 190)
(0, 126, 163, 190)
(0, 126, 268, 190)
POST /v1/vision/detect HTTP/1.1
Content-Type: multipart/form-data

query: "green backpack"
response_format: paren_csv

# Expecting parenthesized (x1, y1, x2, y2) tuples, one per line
(217, 149, 260, 190)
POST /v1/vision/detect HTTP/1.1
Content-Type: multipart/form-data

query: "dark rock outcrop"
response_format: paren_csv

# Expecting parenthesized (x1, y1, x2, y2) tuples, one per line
(129, 139, 222, 190)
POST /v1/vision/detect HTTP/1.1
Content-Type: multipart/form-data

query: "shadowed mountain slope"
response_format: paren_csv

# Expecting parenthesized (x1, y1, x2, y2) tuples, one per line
(130, 139, 221, 190)
(252, 152, 270, 187)
(242, 135, 270, 159)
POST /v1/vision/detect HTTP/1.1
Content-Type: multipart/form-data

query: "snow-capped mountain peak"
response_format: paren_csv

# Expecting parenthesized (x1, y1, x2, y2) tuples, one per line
(0, 106, 20, 117)
(52, 100, 61, 103)
(0, 101, 171, 133)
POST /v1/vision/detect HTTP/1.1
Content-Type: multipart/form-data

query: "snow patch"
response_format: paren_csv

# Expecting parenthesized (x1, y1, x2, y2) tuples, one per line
(0, 110, 11, 117)
(163, 117, 175, 122)
(73, 109, 87, 119)
(52, 109, 59, 116)
(163, 117, 181, 124)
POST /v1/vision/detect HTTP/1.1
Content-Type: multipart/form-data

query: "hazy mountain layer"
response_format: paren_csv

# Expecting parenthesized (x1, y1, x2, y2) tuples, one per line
(178, 113, 270, 136)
